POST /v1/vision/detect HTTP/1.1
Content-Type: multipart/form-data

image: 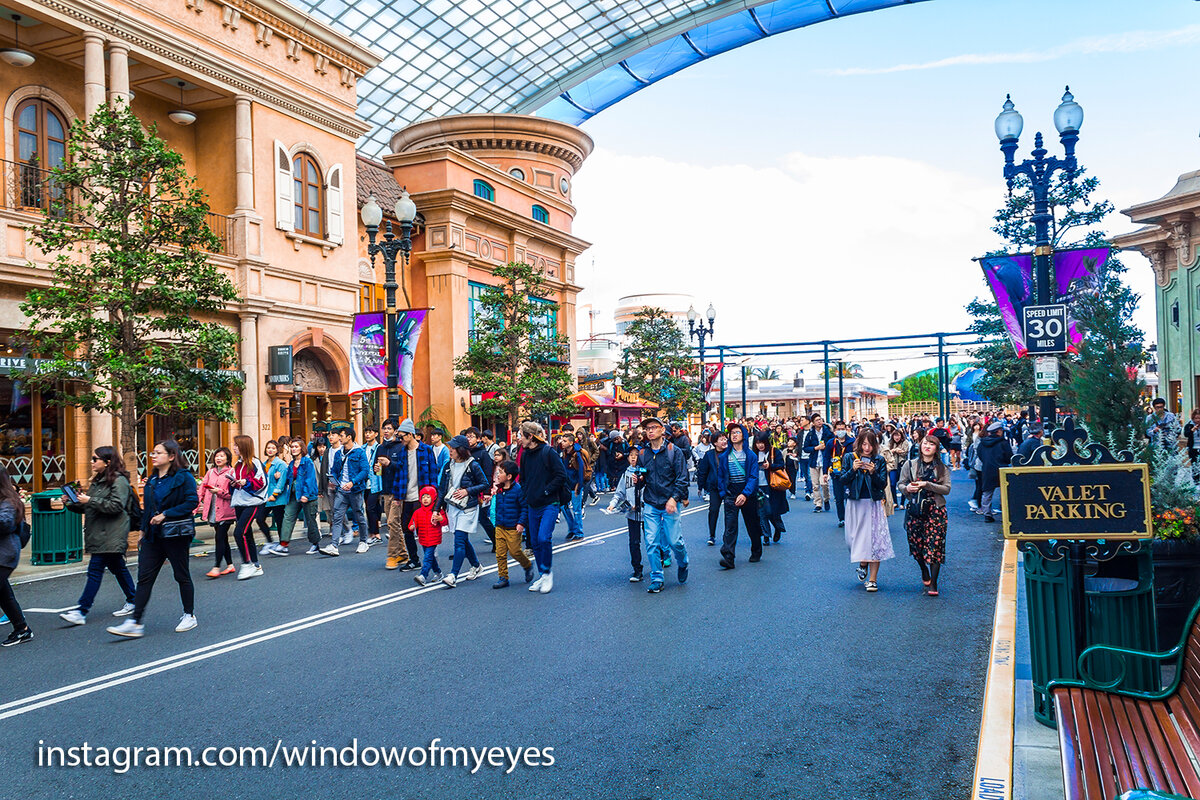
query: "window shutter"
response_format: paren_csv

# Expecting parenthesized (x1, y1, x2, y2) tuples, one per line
(326, 163, 344, 245)
(274, 140, 293, 232)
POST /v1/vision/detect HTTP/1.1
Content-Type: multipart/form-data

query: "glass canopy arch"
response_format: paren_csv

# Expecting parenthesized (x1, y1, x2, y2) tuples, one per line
(289, 0, 929, 157)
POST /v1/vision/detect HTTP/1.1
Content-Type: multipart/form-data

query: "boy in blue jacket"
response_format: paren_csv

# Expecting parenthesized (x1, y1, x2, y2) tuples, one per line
(491, 460, 535, 588)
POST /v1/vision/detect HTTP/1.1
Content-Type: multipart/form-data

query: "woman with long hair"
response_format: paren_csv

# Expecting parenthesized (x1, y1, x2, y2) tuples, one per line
(0, 465, 30, 645)
(752, 431, 788, 543)
(437, 435, 489, 587)
(196, 446, 236, 578)
(107, 439, 199, 638)
(60, 447, 137, 624)
(229, 434, 268, 580)
(257, 438, 289, 555)
(883, 428, 910, 508)
(831, 428, 893, 592)
(947, 416, 963, 469)
(900, 434, 952, 596)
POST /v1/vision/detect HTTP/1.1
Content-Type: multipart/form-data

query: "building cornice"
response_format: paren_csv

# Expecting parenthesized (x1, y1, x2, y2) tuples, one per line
(229, 0, 383, 73)
(34, 0, 372, 140)
(389, 114, 594, 174)
(411, 187, 591, 256)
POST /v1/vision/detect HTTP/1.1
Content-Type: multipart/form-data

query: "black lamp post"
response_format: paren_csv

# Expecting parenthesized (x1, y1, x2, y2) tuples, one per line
(361, 189, 417, 420)
(995, 87, 1084, 434)
(688, 303, 716, 413)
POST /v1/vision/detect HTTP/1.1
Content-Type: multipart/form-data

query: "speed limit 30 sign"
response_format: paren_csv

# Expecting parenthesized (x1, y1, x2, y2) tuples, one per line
(1023, 304, 1068, 354)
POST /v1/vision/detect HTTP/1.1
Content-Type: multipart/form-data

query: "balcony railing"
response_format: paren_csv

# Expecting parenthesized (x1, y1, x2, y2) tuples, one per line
(204, 211, 234, 255)
(0, 158, 68, 218)
(0, 158, 235, 255)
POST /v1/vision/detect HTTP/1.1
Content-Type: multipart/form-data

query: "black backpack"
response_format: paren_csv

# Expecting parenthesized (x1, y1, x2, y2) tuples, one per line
(17, 516, 30, 548)
(127, 489, 143, 532)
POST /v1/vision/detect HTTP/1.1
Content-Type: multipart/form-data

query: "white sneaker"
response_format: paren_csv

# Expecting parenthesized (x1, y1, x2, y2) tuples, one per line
(267, 543, 289, 557)
(968, 500, 979, 511)
(112, 602, 136, 617)
(319, 544, 340, 557)
(356, 541, 369, 554)
(237, 563, 261, 580)
(340, 534, 354, 546)
(59, 609, 86, 625)
(414, 573, 427, 586)
(306, 545, 319, 555)
(441, 573, 457, 588)
(258, 543, 274, 555)
(107, 619, 144, 638)
(538, 571, 554, 594)
(175, 614, 198, 632)
(466, 564, 481, 581)
(529, 575, 545, 592)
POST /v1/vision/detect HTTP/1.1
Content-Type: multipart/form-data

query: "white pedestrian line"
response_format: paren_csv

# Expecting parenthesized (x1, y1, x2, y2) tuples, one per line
(23, 606, 81, 614)
(1, 506, 704, 721)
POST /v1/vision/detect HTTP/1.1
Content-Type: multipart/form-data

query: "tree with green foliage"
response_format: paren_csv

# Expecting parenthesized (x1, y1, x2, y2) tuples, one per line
(898, 373, 939, 403)
(617, 307, 703, 420)
(452, 261, 576, 432)
(968, 168, 1143, 428)
(821, 363, 864, 379)
(750, 366, 780, 381)
(18, 101, 243, 473)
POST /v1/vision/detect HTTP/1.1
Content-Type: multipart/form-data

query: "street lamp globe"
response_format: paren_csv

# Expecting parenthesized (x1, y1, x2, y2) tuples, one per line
(394, 188, 417, 224)
(686, 305, 698, 323)
(994, 94, 1024, 142)
(1053, 86, 1083, 135)
(360, 194, 383, 228)
(706, 303, 716, 323)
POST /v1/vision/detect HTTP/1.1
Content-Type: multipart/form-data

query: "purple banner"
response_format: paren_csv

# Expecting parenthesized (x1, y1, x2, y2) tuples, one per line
(349, 309, 428, 396)
(979, 247, 1110, 356)
(349, 313, 387, 395)
(980, 253, 1034, 357)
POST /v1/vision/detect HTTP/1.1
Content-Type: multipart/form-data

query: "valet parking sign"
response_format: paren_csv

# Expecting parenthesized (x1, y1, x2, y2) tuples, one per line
(999, 463, 1151, 540)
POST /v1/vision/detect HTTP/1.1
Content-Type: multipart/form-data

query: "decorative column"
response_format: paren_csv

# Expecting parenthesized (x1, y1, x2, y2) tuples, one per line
(82, 32, 106, 116)
(234, 96, 254, 212)
(107, 43, 130, 104)
(239, 312, 260, 439)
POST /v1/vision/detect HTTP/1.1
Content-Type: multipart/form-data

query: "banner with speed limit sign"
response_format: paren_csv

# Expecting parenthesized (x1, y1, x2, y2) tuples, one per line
(1023, 304, 1068, 355)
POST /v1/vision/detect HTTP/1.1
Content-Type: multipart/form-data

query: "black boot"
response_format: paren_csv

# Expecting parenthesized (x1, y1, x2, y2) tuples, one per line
(918, 559, 930, 585)
(928, 563, 941, 595)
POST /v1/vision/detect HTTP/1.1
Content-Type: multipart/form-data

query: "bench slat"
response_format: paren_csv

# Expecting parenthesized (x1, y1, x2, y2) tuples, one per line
(1167, 687, 1200, 759)
(1097, 691, 1137, 792)
(1110, 694, 1157, 790)
(1150, 700, 1200, 797)
(1123, 695, 1174, 791)
(1056, 688, 1090, 800)
(1083, 688, 1120, 800)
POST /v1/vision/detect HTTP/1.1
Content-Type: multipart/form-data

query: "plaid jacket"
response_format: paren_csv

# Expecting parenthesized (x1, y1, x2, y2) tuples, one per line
(390, 442, 439, 502)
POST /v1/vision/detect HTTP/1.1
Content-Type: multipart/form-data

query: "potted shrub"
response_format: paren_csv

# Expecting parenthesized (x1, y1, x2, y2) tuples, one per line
(1149, 444, 1200, 648)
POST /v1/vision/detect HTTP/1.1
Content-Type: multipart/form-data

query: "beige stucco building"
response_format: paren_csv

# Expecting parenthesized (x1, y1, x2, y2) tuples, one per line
(0, 0, 592, 489)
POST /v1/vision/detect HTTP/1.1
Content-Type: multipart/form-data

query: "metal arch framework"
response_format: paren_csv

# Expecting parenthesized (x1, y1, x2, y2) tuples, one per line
(290, 0, 930, 157)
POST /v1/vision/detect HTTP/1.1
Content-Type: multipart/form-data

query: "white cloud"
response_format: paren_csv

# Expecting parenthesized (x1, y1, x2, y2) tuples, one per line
(822, 24, 1200, 76)
(570, 148, 1001, 383)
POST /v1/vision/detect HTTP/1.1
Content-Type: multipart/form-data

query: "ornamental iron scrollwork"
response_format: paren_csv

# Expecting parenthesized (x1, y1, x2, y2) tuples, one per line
(1010, 415, 1134, 469)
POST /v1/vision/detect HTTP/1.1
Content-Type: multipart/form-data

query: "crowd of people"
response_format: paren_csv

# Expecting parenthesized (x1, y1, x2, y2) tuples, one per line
(0, 405, 1050, 647)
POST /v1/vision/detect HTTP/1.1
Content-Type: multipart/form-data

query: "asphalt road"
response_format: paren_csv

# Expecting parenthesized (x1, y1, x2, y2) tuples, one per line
(1, 474, 1003, 799)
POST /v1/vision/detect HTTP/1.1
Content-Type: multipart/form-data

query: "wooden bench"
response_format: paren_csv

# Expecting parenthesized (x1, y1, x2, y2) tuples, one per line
(1050, 602, 1200, 800)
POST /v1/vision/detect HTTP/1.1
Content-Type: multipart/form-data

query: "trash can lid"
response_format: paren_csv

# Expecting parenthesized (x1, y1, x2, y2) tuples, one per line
(1084, 576, 1140, 593)
(31, 489, 64, 497)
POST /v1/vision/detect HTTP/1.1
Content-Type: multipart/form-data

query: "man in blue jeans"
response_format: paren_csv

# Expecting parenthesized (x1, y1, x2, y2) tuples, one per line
(637, 416, 690, 594)
(556, 433, 585, 541)
(518, 421, 567, 594)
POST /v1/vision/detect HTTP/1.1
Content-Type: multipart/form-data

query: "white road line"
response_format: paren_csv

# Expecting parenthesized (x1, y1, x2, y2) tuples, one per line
(1, 507, 704, 720)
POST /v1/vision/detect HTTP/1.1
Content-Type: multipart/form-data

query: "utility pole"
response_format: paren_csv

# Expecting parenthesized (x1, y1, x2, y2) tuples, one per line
(718, 346, 726, 429)
(823, 341, 831, 421)
(837, 360, 845, 422)
(741, 365, 747, 418)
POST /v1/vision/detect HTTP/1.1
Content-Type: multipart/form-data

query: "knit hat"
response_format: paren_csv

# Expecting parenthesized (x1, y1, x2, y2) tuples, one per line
(987, 421, 1003, 433)
(398, 418, 417, 435)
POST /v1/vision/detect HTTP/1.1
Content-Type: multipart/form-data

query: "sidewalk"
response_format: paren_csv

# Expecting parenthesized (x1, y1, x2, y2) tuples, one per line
(1013, 554, 1065, 799)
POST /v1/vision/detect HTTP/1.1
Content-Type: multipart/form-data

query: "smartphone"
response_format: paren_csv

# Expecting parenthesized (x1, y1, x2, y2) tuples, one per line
(61, 483, 81, 504)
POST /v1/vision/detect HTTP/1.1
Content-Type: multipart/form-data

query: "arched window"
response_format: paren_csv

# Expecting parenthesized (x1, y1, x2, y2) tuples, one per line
(15, 98, 68, 213)
(531, 205, 549, 224)
(472, 179, 494, 202)
(292, 153, 323, 238)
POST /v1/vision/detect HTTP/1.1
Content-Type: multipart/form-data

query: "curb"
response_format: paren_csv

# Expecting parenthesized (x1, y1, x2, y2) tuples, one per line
(972, 537, 1018, 800)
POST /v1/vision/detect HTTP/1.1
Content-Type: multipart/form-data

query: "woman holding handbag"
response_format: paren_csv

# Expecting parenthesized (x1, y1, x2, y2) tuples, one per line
(753, 432, 789, 544)
(229, 434, 269, 580)
(108, 439, 199, 638)
(901, 434, 952, 596)
(196, 447, 236, 578)
(832, 428, 892, 593)
(437, 435, 489, 588)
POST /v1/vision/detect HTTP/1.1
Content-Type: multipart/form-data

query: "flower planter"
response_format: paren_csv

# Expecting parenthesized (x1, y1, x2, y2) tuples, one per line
(1151, 537, 1200, 648)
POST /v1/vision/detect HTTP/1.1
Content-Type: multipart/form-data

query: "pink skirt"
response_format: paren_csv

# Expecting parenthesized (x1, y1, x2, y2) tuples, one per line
(845, 498, 895, 562)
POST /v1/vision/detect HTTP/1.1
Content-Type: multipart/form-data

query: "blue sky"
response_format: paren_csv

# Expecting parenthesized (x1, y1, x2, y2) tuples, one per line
(569, 0, 1197, 383)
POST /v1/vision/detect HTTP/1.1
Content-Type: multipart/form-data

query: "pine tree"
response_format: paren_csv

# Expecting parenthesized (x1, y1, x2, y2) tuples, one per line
(18, 102, 243, 473)
(617, 308, 703, 420)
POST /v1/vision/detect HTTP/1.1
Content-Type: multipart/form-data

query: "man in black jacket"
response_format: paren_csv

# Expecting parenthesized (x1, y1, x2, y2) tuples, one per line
(464, 427, 496, 547)
(639, 416, 690, 594)
(976, 422, 1013, 523)
(518, 421, 567, 595)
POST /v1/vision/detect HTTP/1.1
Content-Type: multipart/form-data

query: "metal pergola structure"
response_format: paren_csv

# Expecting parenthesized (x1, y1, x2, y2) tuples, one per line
(692, 331, 994, 427)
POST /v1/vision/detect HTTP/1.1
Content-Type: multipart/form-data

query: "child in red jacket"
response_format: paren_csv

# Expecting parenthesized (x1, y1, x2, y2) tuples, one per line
(410, 486, 443, 585)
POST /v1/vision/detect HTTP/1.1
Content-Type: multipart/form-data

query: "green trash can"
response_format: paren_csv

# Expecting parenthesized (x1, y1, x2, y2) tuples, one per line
(30, 489, 83, 566)
(1023, 542, 1158, 727)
